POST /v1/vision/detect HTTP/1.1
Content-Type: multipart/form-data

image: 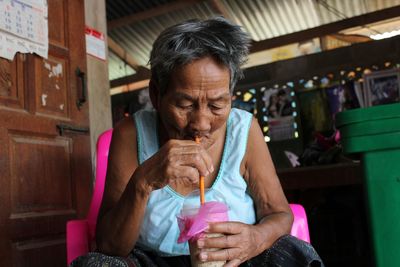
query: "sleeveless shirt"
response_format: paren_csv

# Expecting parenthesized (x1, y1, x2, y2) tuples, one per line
(133, 108, 256, 256)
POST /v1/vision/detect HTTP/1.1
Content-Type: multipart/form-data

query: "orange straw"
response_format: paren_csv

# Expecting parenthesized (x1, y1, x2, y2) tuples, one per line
(195, 137, 205, 205)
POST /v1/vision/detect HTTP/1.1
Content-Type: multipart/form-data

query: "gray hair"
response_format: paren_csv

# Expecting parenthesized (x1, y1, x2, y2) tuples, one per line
(149, 17, 251, 95)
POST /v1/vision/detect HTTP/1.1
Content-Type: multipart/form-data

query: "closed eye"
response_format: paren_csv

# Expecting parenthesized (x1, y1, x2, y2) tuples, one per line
(209, 104, 222, 109)
(179, 105, 193, 109)
(177, 103, 194, 109)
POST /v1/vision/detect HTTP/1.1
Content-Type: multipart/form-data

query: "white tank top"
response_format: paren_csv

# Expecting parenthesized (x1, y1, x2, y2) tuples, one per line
(133, 108, 256, 256)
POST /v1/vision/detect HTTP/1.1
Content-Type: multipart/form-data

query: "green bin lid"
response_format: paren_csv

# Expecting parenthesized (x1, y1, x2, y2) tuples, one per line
(336, 103, 400, 137)
(336, 103, 400, 153)
(336, 103, 400, 126)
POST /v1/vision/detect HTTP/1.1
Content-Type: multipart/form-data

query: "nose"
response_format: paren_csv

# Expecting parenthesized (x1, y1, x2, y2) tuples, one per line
(189, 107, 212, 136)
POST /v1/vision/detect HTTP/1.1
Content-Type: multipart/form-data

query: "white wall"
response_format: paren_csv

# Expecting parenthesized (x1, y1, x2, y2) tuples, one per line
(84, 0, 112, 181)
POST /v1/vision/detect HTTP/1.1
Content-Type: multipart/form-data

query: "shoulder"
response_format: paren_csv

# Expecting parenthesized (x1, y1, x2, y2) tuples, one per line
(247, 116, 264, 149)
(241, 116, 269, 174)
(113, 109, 157, 140)
(229, 108, 253, 132)
(229, 108, 259, 139)
(113, 116, 137, 141)
(230, 107, 253, 119)
(108, 115, 138, 158)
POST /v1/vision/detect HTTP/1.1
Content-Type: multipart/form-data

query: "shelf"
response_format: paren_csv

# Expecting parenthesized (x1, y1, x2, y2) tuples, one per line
(277, 162, 363, 190)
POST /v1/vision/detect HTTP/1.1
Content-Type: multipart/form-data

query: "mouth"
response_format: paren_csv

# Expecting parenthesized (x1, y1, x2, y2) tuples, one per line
(184, 134, 210, 142)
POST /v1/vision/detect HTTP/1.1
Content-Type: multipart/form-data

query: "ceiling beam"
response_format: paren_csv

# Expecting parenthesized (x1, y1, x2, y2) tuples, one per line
(110, 67, 151, 89)
(108, 0, 203, 30)
(329, 33, 371, 43)
(108, 37, 142, 71)
(250, 5, 400, 53)
(110, 79, 150, 95)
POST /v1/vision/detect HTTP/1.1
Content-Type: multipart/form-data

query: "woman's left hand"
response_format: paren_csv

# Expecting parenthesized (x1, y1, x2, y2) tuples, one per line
(196, 221, 265, 267)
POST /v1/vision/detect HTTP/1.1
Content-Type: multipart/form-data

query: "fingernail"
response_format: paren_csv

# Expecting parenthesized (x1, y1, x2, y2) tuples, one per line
(197, 239, 204, 248)
(210, 166, 214, 173)
(199, 252, 207, 261)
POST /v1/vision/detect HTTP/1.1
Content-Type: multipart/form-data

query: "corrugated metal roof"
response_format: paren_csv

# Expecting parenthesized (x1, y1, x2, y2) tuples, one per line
(108, 50, 136, 80)
(106, 0, 400, 80)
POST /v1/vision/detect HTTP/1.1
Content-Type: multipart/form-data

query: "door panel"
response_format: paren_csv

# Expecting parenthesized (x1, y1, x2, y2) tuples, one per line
(12, 237, 67, 267)
(0, 56, 25, 109)
(0, 1, 91, 266)
(35, 56, 69, 118)
(48, 0, 66, 47)
(9, 134, 73, 214)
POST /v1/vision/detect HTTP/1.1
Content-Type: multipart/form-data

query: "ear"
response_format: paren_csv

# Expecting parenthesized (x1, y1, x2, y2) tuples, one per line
(149, 79, 160, 110)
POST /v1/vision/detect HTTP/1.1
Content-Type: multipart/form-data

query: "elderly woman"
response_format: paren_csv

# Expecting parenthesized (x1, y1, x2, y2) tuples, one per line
(72, 17, 323, 267)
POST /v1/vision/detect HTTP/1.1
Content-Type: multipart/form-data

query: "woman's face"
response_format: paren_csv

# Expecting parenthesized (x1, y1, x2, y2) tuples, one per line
(156, 56, 232, 148)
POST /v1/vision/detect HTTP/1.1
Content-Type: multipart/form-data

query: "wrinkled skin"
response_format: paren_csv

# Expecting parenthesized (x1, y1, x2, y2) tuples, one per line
(96, 56, 292, 267)
(147, 56, 232, 194)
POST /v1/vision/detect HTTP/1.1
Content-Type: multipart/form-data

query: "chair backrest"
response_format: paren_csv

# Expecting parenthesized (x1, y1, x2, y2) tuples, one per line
(289, 203, 310, 243)
(86, 129, 113, 241)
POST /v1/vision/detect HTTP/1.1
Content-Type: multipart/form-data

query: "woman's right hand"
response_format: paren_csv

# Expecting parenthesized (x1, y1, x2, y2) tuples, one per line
(137, 139, 214, 190)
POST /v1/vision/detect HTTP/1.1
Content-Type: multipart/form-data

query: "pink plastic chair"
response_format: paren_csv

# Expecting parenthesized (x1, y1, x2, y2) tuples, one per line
(66, 129, 113, 265)
(289, 203, 310, 243)
(66, 129, 310, 264)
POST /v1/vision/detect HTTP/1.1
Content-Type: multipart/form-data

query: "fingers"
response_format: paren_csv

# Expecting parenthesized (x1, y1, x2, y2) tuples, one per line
(180, 143, 214, 175)
(198, 233, 241, 249)
(166, 140, 214, 177)
(208, 222, 244, 235)
(199, 247, 239, 262)
(196, 223, 254, 266)
(166, 152, 209, 180)
(171, 166, 200, 184)
(195, 223, 257, 266)
(196, 144, 214, 174)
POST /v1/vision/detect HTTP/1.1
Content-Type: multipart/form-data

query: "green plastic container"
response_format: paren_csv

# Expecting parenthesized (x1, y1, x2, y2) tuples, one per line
(336, 103, 400, 267)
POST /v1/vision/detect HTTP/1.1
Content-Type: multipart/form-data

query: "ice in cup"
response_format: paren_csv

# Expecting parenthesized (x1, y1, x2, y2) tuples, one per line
(177, 189, 229, 267)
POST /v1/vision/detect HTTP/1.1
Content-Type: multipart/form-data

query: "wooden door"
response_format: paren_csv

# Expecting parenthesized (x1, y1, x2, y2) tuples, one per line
(0, 1, 92, 266)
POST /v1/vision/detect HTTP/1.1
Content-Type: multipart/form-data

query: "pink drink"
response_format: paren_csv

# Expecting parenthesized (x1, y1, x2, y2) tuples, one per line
(177, 190, 229, 267)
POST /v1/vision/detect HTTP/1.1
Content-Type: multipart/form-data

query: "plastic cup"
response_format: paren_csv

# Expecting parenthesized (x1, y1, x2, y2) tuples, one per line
(189, 233, 225, 267)
(179, 189, 229, 267)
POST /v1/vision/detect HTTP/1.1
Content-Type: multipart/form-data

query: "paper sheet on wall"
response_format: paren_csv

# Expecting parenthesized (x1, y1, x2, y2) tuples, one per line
(85, 26, 106, 61)
(0, 0, 48, 60)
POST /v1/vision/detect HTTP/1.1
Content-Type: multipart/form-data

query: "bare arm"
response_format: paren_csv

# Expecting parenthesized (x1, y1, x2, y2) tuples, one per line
(197, 117, 293, 266)
(95, 117, 149, 256)
(243, 117, 293, 250)
(96, 116, 214, 256)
